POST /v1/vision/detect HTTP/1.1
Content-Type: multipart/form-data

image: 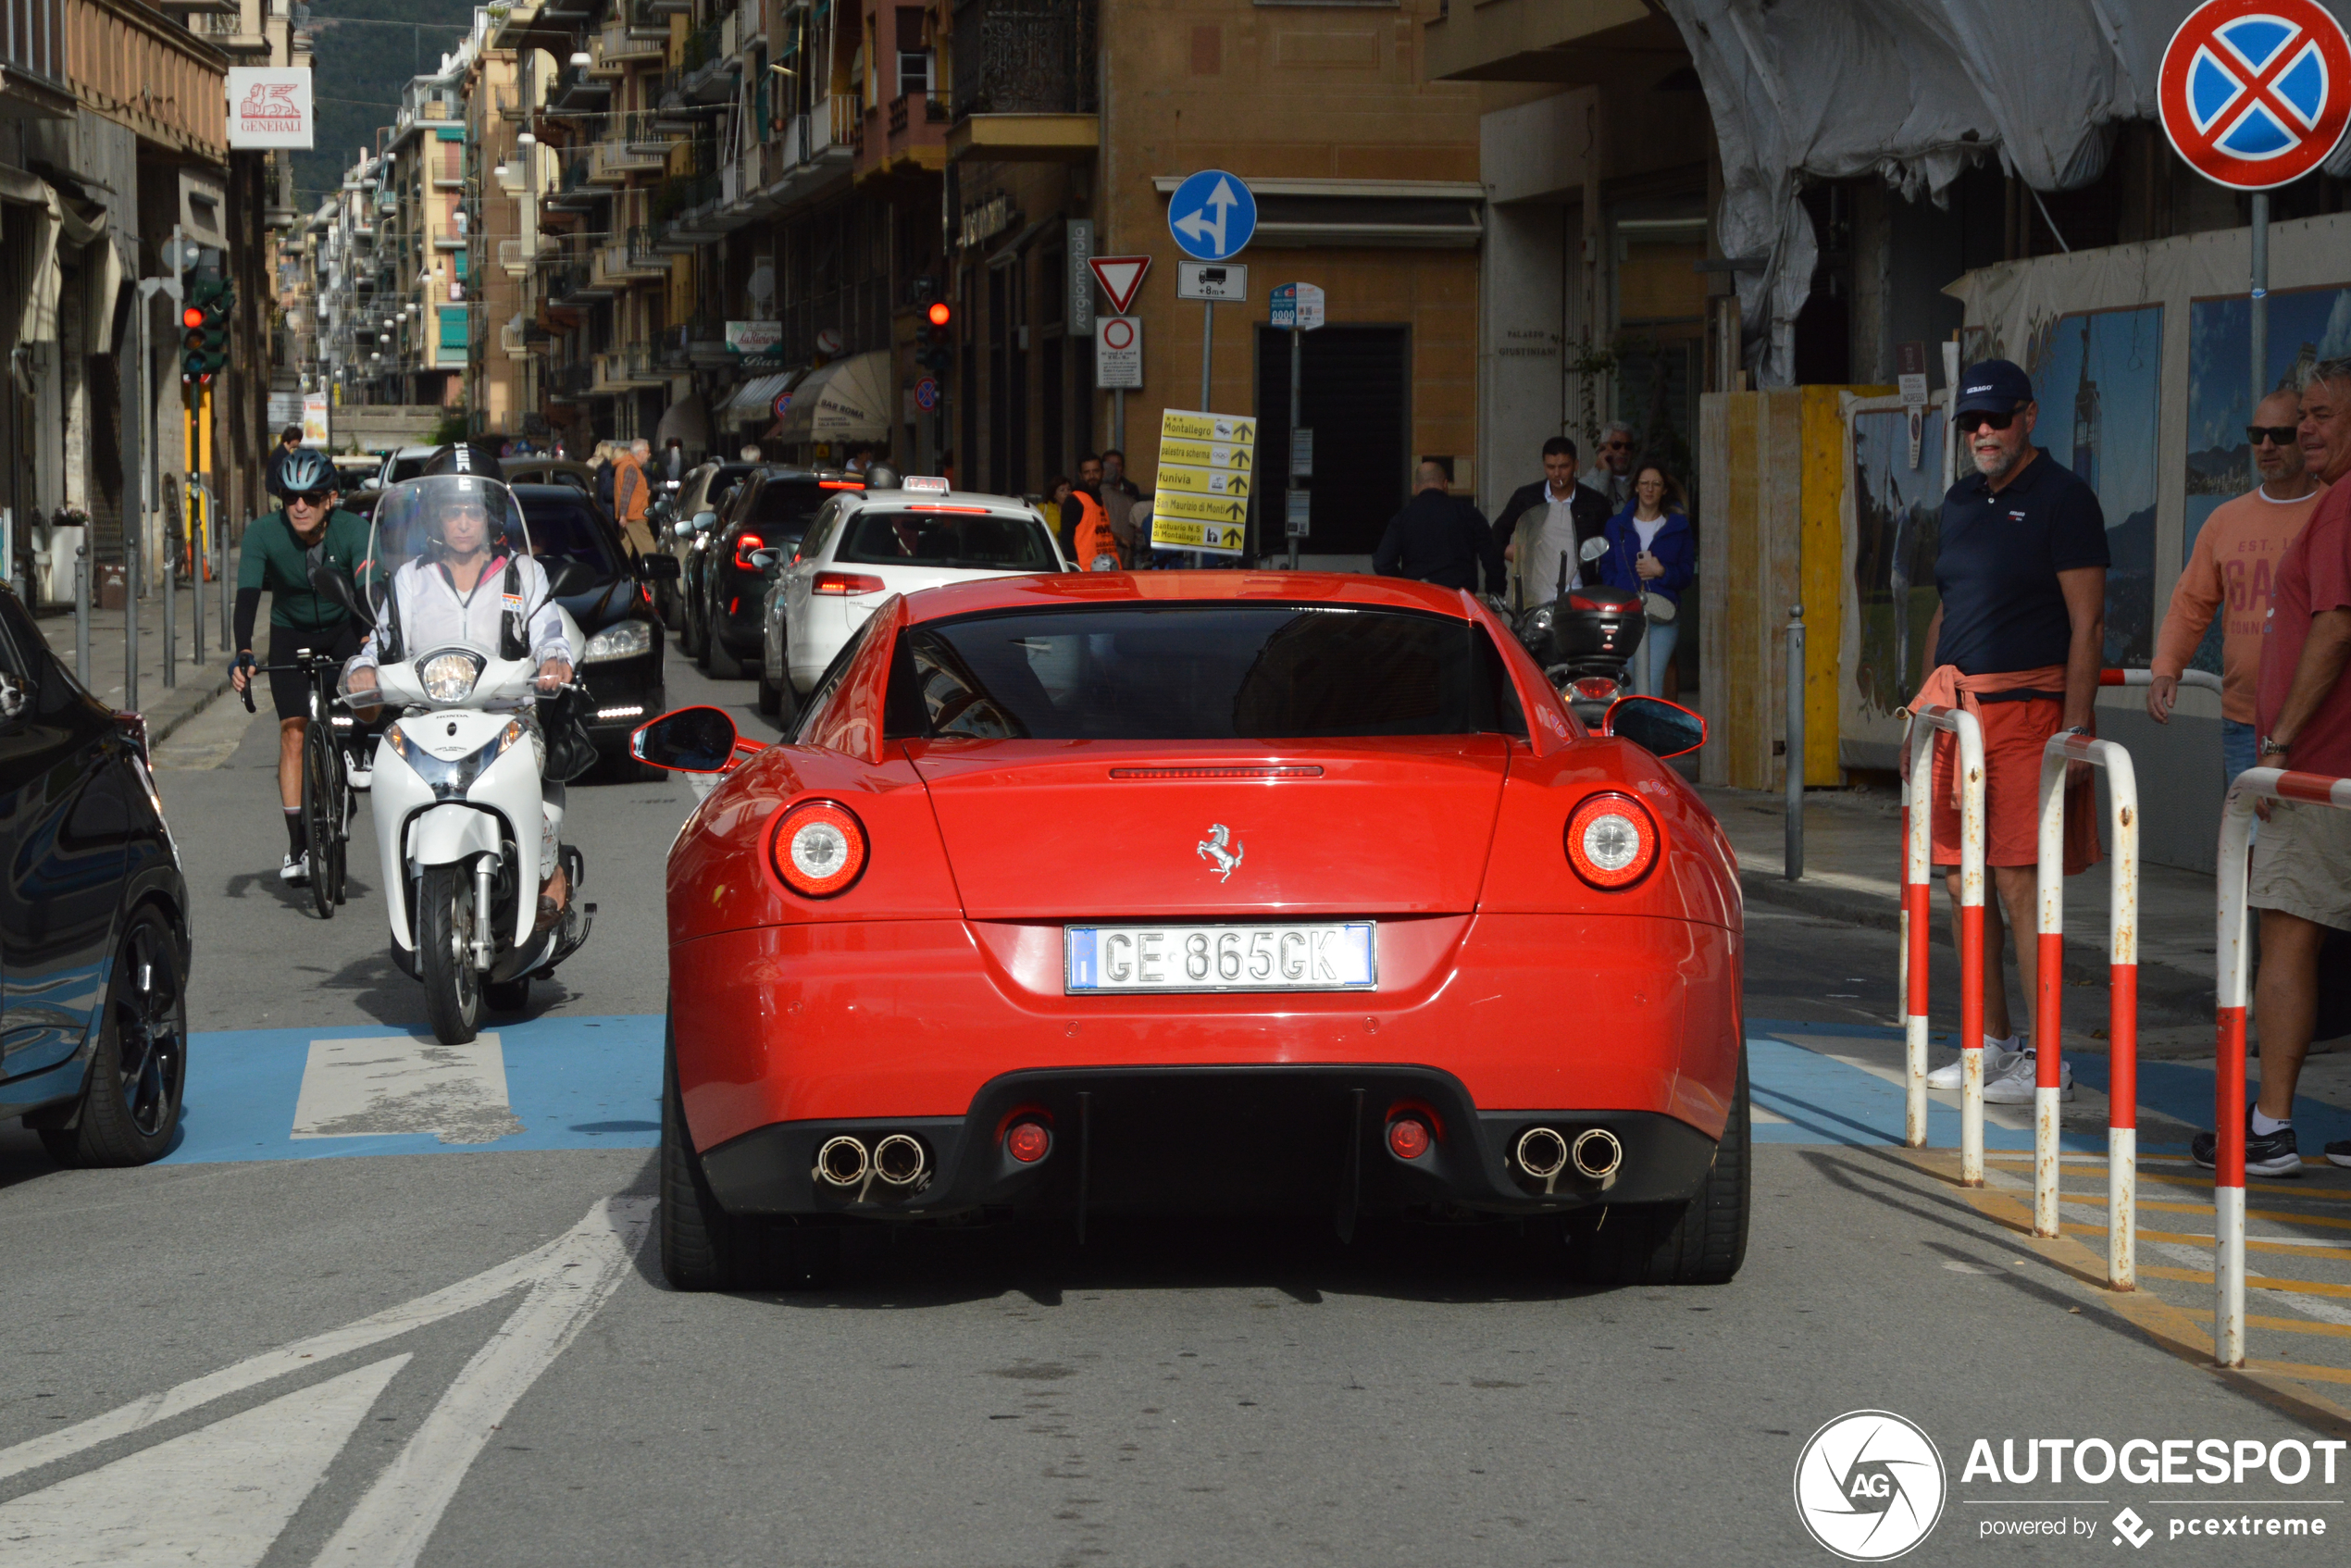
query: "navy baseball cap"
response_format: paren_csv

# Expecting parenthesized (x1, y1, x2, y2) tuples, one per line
(1954, 359, 2034, 416)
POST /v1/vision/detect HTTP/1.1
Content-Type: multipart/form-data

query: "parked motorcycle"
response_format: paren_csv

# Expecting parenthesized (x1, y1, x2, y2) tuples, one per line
(1513, 534, 1645, 727)
(317, 474, 599, 1045)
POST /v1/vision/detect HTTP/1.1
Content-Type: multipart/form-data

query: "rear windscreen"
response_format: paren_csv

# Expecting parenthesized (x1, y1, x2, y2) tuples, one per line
(513, 492, 620, 573)
(838, 507, 1058, 572)
(744, 479, 826, 540)
(888, 604, 1527, 741)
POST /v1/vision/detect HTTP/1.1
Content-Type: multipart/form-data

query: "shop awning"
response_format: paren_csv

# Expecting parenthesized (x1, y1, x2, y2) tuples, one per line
(773, 350, 890, 444)
(724, 367, 802, 421)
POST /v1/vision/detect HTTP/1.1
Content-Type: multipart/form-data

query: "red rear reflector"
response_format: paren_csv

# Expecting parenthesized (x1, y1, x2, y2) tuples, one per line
(1387, 1117, 1432, 1160)
(910, 504, 992, 514)
(814, 571, 887, 595)
(1571, 677, 1617, 700)
(1108, 765, 1324, 779)
(732, 531, 765, 569)
(1568, 594, 1604, 611)
(1005, 1120, 1051, 1164)
(1564, 791, 1660, 890)
(770, 800, 868, 897)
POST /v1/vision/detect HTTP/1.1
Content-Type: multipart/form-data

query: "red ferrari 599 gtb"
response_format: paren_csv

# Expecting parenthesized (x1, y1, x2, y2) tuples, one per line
(635, 571, 1748, 1290)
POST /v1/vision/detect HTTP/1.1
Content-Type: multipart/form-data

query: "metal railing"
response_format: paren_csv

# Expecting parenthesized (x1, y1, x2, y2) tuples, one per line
(2033, 729, 2141, 1289)
(950, 0, 1097, 118)
(2211, 766, 2351, 1368)
(1900, 703, 1989, 1183)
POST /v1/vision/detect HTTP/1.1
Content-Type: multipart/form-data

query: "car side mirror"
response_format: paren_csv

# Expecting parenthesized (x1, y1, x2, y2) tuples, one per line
(672, 518, 694, 540)
(692, 509, 718, 533)
(749, 549, 778, 573)
(631, 704, 757, 772)
(307, 562, 374, 630)
(544, 558, 600, 597)
(636, 553, 682, 582)
(1602, 694, 1705, 758)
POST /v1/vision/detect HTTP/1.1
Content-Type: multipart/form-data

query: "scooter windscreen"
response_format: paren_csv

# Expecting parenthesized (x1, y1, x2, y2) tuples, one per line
(367, 472, 533, 579)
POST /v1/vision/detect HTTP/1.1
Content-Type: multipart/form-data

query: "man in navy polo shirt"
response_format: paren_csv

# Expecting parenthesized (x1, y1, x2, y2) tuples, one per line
(1914, 359, 2110, 1105)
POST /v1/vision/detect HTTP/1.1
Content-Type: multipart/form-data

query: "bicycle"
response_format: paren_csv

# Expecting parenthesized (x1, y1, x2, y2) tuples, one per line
(240, 645, 360, 919)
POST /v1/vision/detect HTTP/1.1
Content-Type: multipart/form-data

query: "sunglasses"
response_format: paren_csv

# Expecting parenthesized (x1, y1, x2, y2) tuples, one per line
(1956, 410, 2016, 434)
(2246, 425, 2298, 447)
(288, 492, 332, 508)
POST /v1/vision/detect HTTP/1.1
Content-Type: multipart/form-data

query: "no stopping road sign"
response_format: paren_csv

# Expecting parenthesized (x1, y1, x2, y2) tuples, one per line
(2158, 0, 2351, 190)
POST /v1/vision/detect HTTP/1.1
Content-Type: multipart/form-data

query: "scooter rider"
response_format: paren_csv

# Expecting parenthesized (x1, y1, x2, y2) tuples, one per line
(343, 472, 578, 927)
(230, 446, 372, 886)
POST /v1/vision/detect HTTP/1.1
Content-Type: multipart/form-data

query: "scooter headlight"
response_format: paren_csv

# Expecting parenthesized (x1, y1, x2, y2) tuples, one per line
(1520, 604, 1555, 641)
(384, 718, 529, 800)
(418, 650, 486, 703)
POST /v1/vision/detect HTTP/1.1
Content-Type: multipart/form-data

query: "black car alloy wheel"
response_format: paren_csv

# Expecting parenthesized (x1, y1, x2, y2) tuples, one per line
(41, 906, 189, 1166)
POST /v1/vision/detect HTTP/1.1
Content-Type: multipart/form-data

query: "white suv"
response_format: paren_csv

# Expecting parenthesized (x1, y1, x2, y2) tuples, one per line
(756, 479, 1068, 718)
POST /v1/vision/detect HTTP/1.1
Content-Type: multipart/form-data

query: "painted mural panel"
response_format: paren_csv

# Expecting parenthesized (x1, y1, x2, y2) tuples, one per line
(2022, 305, 2163, 667)
(1844, 404, 1944, 762)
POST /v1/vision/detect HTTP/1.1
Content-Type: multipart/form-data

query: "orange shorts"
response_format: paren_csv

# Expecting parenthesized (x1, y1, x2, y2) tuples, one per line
(1928, 695, 2101, 873)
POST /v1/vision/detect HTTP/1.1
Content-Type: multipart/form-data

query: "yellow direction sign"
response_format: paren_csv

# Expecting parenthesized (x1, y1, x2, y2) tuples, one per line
(1153, 490, 1251, 525)
(1151, 516, 1250, 553)
(1156, 464, 1250, 497)
(1159, 438, 1253, 472)
(1159, 409, 1257, 445)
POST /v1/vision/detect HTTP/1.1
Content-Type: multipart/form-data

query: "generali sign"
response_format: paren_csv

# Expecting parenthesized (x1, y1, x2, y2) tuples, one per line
(226, 68, 315, 150)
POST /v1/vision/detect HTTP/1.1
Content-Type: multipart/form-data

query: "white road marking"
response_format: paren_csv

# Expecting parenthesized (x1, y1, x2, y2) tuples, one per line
(0, 1355, 410, 1568)
(0, 1201, 649, 1488)
(310, 1198, 653, 1568)
(291, 1035, 522, 1145)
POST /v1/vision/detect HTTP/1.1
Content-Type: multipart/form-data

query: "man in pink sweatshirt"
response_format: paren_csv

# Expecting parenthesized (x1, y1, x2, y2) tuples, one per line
(2148, 387, 2327, 780)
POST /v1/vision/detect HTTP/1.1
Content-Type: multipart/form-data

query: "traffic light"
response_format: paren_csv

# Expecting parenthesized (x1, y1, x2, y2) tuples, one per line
(915, 300, 954, 374)
(180, 276, 233, 384)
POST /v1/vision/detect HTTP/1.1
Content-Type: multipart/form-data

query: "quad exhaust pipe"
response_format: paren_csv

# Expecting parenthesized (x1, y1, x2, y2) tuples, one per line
(1513, 1125, 1625, 1189)
(815, 1133, 930, 1198)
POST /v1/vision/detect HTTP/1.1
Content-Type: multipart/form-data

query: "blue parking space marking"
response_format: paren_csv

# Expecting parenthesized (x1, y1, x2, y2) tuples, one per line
(162, 1014, 663, 1166)
(155, 1012, 2351, 1166)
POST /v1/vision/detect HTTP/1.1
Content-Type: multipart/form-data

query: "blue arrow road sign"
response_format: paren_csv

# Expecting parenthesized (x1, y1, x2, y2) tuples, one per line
(1167, 169, 1257, 262)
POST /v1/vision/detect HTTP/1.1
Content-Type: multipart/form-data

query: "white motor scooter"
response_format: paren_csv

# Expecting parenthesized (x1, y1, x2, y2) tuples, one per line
(327, 479, 597, 1045)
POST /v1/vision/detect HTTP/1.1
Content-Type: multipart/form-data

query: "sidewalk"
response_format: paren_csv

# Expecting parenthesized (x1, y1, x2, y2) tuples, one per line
(30, 548, 243, 749)
(1704, 782, 2222, 1030)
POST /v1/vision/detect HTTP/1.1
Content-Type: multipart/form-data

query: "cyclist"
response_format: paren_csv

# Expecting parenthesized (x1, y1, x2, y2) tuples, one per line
(231, 447, 371, 886)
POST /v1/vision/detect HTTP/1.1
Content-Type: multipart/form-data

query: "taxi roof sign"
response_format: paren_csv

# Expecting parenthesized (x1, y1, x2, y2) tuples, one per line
(902, 475, 951, 493)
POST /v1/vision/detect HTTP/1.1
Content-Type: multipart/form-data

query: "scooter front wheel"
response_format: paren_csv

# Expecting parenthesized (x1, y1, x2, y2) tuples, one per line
(418, 862, 483, 1045)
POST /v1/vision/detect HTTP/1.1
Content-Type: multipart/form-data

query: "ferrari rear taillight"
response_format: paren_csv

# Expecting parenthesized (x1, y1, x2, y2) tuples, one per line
(814, 571, 887, 595)
(733, 531, 765, 570)
(772, 800, 867, 897)
(1564, 791, 1659, 890)
(1005, 1119, 1051, 1164)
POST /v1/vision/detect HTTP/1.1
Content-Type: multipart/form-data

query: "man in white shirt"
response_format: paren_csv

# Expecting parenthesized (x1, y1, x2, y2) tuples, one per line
(1492, 436, 1609, 608)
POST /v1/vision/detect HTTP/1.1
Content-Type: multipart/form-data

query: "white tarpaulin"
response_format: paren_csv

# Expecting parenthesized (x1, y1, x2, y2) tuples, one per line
(1657, 1, 2351, 384)
(773, 351, 890, 443)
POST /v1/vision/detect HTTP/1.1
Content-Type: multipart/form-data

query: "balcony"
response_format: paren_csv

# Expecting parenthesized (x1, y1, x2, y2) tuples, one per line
(551, 265, 612, 306)
(497, 238, 533, 277)
(946, 0, 1098, 163)
(552, 61, 612, 110)
(624, 342, 666, 385)
(591, 353, 636, 394)
(592, 22, 664, 74)
(678, 12, 740, 105)
(1420, 0, 1682, 84)
(549, 362, 594, 400)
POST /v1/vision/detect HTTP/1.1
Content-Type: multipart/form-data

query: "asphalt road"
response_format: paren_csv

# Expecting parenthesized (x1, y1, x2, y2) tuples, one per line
(2, 647, 2347, 1567)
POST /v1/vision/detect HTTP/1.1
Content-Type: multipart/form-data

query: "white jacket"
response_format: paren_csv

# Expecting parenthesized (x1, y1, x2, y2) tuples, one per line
(349, 552, 572, 675)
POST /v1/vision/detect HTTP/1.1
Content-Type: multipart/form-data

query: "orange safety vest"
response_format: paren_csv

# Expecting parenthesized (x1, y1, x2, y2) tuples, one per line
(1071, 491, 1122, 570)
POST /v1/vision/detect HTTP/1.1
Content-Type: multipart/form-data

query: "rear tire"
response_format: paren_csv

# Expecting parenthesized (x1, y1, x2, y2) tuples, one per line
(755, 666, 781, 716)
(39, 906, 188, 1167)
(660, 1023, 838, 1291)
(418, 862, 482, 1046)
(1570, 1045, 1749, 1286)
(705, 632, 744, 678)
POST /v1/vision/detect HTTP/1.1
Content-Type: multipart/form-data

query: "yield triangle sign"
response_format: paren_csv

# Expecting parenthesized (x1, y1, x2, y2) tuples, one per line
(1088, 255, 1152, 315)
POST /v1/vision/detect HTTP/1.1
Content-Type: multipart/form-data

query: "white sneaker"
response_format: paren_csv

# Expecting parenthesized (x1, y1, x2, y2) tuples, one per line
(280, 852, 310, 886)
(1926, 1040, 2020, 1089)
(1984, 1049, 2072, 1104)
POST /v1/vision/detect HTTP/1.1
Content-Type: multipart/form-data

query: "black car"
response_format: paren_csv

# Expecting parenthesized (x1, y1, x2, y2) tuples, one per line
(509, 483, 681, 769)
(0, 585, 192, 1166)
(667, 460, 760, 636)
(698, 467, 847, 678)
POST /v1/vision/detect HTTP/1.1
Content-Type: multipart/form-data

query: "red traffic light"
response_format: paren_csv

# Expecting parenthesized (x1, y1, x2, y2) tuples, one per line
(926, 302, 952, 328)
(181, 305, 205, 330)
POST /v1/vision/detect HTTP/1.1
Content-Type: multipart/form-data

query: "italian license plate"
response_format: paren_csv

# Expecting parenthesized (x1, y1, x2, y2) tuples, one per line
(1064, 923, 1376, 993)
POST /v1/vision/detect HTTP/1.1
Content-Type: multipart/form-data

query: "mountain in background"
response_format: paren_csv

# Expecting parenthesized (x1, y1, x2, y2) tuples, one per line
(292, 0, 479, 216)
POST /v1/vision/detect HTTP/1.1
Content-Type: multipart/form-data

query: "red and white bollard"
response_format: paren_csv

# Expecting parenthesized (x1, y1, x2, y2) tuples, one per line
(1903, 703, 1988, 1184)
(2034, 732, 2138, 1288)
(2097, 667, 2225, 700)
(2213, 765, 2351, 1367)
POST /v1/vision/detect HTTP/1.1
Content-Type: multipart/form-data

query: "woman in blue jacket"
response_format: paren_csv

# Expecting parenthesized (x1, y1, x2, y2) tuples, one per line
(1600, 460, 1697, 697)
